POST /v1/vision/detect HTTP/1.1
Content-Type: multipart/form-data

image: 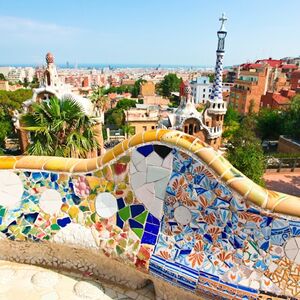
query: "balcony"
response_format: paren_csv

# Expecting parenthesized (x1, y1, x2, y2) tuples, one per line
(206, 101, 227, 115)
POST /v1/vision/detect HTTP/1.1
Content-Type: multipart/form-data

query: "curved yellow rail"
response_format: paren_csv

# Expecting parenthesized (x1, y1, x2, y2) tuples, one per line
(0, 129, 299, 218)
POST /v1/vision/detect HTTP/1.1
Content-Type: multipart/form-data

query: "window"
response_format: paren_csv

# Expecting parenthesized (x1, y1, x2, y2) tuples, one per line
(151, 126, 155, 129)
(203, 89, 206, 92)
(203, 94, 205, 98)
(143, 126, 147, 131)
(204, 80, 206, 84)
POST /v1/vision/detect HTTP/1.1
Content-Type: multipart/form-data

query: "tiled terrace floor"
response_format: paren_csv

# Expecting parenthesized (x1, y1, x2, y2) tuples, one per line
(0, 260, 155, 300)
(264, 171, 300, 197)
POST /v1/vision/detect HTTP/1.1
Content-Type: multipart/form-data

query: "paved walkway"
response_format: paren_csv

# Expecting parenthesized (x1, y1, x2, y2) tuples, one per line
(0, 260, 155, 300)
(264, 172, 300, 196)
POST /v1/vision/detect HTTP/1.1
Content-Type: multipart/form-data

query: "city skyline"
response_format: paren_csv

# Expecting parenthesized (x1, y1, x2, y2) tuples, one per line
(0, 0, 299, 66)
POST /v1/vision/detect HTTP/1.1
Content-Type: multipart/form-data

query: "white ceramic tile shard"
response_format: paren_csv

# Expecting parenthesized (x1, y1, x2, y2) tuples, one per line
(131, 150, 145, 167)
(95, 192, 118, 218)
(135, 183, 155, 206)
(135, 159, 147, 172)
(285, 249, 298, 261)
(146, 166, 171, 182)
(129, 161, 137, 174)
(294, 250, 300, 264)
(174, 206, 192, 225)
(51, 223, 98, 249)
(147, 152, 163, 166)
(0, 171, 23, 209)
(39, 189, 62, 214)
(285, 237, 300, 263)
(130, 171, 146, 190)
(285, 237, 298, 250)
(155, 177, 170, 200)
(162, 152, 173, 169)
(134, 183, 165, 219)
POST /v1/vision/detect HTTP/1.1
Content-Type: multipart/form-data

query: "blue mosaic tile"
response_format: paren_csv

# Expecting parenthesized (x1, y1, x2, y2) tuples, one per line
(136, 145, 153, 157)
(128, 219, 143, 229)
(117, 198, 125, 210)
(145, 223, 159, 235)
(57, 217, 71, 228)
(141, 232, 157, 245)
(116, 213, 124, 229)
(130, 204, 144, 218)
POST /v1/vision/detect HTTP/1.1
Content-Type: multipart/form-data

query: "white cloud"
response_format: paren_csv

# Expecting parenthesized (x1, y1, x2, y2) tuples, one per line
(0, 16, 82, 38)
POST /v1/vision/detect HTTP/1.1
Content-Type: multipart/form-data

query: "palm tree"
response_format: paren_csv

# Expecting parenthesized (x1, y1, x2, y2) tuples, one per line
(21, 97, 99, 158)
(122, 124, 135, 139)
(90, 86, 109, 113)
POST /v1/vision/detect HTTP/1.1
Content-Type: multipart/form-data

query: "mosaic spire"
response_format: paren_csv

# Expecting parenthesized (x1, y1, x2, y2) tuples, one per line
(210, 13, 228, 102)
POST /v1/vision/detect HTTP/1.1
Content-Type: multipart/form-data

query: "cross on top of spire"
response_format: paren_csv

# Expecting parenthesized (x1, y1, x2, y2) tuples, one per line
(219, 13, 227, 32)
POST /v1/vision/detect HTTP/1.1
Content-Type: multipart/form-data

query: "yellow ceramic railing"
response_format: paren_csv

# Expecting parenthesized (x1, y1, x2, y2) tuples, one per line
(0, 129, 299, 218)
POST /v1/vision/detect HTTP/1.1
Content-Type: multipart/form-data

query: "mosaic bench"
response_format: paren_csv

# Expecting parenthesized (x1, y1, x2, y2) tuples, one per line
(0, 129, 300, 300)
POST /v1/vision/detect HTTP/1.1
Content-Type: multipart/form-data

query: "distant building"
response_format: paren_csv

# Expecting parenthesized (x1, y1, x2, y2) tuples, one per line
(0, 80, 9, 91)
(125, 105, 160, 135)
(139, 81, 169, 106)
(140, 81, 155, 97)
(230, 64, 271, 114)
(5, 67, 35, 83)
(229, 57, 299, 114)
(190, 76, 212, 104)
(260, 89, 296, 110)
(290, 70, 300, 92)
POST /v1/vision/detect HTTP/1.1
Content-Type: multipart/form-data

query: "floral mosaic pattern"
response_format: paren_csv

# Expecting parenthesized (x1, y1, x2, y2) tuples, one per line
(0, 142, 300, 299)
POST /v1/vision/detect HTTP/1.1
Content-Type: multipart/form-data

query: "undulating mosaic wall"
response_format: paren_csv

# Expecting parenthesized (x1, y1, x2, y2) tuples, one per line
(0, 130, 300, 300)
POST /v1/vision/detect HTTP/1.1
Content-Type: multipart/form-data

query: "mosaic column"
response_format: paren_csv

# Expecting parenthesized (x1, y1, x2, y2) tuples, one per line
(210, 13, 228, 102)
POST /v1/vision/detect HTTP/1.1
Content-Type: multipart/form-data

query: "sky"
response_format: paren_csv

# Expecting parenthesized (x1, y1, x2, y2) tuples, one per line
(0, 0, 299, 66)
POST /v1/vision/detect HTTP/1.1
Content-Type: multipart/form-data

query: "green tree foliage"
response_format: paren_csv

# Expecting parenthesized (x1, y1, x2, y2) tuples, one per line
(284, 94, 300, 139)
(122, 124, 135, 137)
(104, 98, 137, 127)
(0, 73, 6, 80)
(208, 73, 215, 83)
(157, 74, 181, 97)
(131, 79, 146, 98)
(0, 89, 33, 149)
(104, 85, 134, 95)
(116, 98, 136, 110)
(226, 116, 265, 186)
(256, 109, 285, 140)
(223, 104, 241, 139)
(21, 97, 99, 158)
(90, 86, 109, 111)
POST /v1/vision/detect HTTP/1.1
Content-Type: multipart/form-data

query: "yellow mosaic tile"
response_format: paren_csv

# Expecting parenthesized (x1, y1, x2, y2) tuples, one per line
(15, 156, 52, 170)
(101, 149, 115, 165)
(0, 156, 19, 169)
(143, 130, 158, 143)
(128, 133, 143, 147)
(246, 184, 268, 207)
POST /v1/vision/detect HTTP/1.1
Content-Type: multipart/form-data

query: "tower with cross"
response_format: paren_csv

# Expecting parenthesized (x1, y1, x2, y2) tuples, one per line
(201, 13, 228, 148)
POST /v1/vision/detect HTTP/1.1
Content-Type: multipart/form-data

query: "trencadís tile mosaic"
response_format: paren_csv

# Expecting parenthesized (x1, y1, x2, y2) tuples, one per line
(1, 137, 300, 299)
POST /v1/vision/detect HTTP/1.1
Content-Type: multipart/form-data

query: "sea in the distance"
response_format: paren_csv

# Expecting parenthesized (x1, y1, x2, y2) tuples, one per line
(0, 63, 216, 70)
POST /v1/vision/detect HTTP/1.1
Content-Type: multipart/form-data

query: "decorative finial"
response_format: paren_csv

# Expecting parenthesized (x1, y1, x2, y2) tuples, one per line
(219, 13, 227, 32)
(46, 52, 54, 64)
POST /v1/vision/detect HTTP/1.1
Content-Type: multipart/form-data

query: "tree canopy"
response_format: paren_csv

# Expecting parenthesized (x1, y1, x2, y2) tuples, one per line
(226, 116, 265, 186)
(104, 98, 136, 127)
(21, 97, 99, 158)
(0, 89, 33, 151)
(157, 73, 181, 97)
